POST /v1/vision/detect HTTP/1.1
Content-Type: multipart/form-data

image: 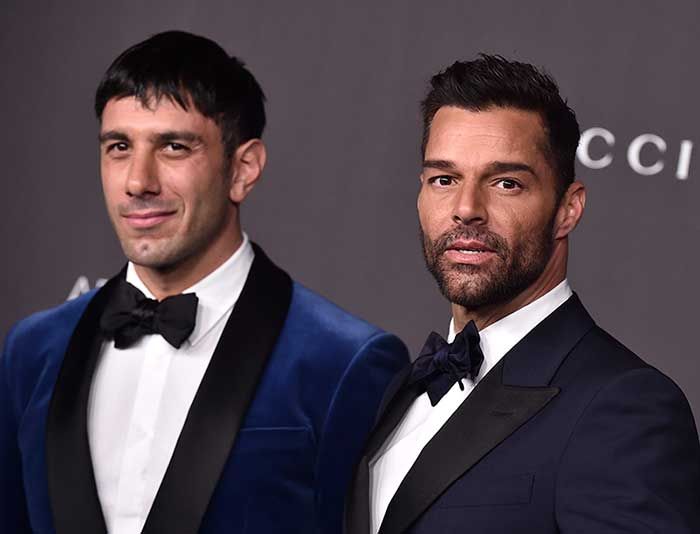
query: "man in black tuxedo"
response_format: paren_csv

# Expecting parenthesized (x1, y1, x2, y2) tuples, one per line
(346, 55, 700, 533)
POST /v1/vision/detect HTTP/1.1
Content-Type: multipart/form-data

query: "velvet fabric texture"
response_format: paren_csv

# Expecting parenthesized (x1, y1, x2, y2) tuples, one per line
(1, 248, 408, 534)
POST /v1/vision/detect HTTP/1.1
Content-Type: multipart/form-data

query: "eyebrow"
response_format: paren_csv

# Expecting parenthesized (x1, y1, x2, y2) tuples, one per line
(98, 130, 204, 145)
(151, 130, 203, 144)
(422, 159, 537, 178)
(98, 130, 129, 144)
(423, 159, 459, 172)
(483, 161, 537, 177)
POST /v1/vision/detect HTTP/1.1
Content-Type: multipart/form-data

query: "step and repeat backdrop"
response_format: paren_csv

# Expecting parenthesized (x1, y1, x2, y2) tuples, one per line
(2, 1, 699, 424)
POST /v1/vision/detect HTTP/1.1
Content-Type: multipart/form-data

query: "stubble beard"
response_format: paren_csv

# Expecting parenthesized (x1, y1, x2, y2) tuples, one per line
(421, 219, 555, 311)
(113, 195, 232, 274)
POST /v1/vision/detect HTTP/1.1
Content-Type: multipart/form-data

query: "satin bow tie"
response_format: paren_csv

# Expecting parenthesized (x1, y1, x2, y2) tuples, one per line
(408, 320, 484, 406)
(100, 279, 199, 349)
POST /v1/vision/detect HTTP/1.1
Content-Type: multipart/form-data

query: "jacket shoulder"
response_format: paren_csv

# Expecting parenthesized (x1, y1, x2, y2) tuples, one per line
(279, 282, 409, 395)
(287, 282, 388, 348)
(3, 291, 97, 380)
(572, 322, 690, 400)
(554, 324, 697, 425)
(561, 325, 657, 384)
(557, 324, 697, 446)
(6, 291, 96, 346)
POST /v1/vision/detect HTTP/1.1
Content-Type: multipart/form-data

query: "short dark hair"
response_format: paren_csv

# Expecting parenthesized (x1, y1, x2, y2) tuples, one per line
(421, 54, 580, 198)
(95, 30, 266, 156)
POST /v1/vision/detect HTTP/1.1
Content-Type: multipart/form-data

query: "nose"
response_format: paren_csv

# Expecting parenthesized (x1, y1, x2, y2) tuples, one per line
(125, 150, 160, 197)
(452, 180, 487, 226)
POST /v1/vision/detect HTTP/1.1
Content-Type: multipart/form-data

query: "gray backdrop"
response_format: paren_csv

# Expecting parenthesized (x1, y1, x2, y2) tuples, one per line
(3, 1, 699, 426)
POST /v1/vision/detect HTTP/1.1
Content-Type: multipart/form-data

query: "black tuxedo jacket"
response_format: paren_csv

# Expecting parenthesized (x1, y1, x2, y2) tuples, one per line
(346, 295, 700, 533)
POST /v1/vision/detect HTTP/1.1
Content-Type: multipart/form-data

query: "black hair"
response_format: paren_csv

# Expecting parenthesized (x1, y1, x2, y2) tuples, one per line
(421, 54, 580, 199)
(95, 30, 265, 156)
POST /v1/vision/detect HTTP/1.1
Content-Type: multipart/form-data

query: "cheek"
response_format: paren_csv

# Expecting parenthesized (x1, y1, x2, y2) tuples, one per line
(505, 213, 550, 252)
(159, 167, 201, 205)
(100, 160, 125, 202)
(490, 197, 540, 234)
(417, 206, 435, 238)
(177, 179, 227, 223)
(418, 192, 446, 234)
(100, 177, 119, 211)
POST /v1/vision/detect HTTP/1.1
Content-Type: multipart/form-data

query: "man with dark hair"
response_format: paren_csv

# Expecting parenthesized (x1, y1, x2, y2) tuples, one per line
(0, 31, 408, 534)
(346, 55, 700, 533)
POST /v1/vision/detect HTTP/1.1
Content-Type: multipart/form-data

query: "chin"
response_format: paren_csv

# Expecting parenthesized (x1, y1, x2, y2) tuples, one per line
(438, 268, 506, 308)
(123, 242, 176, 270)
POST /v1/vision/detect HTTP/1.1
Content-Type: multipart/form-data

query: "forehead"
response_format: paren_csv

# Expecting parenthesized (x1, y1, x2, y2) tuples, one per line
(100, 96, 218, 136)
(425, 106, 549, 168)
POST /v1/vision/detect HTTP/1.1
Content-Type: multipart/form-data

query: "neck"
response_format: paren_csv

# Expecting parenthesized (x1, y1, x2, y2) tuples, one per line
(452, 248, 567, 333)
(134, 228, 243, 301)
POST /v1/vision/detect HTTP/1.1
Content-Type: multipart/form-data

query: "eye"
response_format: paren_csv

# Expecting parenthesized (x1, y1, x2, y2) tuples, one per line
(495, 178, 522, 190)
(427, 175, 457, 187)
(165, 142, 189, 152)
(105, 142, 129, 153)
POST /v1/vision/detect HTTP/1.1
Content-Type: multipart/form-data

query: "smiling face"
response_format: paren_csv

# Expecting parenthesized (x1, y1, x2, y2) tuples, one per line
(100, 96, 239, 289)
(419, 106, 581, 316)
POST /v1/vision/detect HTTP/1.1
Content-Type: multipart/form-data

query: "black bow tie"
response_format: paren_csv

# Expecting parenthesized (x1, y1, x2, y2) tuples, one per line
(100, 279, 199, 349)
(408, 320, 484, 406)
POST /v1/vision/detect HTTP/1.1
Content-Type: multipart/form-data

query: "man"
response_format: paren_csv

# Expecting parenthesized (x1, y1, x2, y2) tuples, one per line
(0, 31, 408, 534)
(346, 55, 700, 533)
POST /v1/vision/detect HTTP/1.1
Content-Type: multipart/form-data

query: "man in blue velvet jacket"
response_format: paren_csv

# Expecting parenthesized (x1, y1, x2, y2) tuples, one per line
(0, 31, 408, 534)
(346, 55, 700, 533)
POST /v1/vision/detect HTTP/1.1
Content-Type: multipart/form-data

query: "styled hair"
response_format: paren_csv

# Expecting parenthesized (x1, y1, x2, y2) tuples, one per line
(94, 30, 266, 156)
(421, 54, 580, 198)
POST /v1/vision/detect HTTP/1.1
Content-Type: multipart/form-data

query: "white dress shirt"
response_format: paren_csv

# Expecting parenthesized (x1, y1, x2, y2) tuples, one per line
(369, 280, 573, 534)
(87, 235, 254, 534)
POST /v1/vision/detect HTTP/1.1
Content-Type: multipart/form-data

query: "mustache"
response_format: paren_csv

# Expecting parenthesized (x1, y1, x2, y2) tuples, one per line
(117, 197, 178, 216)
(431, 226, 509, 258)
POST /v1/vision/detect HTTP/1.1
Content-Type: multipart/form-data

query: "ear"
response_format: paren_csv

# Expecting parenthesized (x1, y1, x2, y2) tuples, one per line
(554, 180, 586, 239)
(228, 139, 267, 203)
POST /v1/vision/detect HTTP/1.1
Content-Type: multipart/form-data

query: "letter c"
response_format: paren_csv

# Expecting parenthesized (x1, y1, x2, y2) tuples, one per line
(627, 134, 666, 176)
(577, 127, 615, 169)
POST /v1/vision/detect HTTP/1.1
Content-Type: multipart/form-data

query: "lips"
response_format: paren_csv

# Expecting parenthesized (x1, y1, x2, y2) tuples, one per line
(443, 239, 497, 265)
(122, 210, 177, 229)
(446, 239, 494, 252)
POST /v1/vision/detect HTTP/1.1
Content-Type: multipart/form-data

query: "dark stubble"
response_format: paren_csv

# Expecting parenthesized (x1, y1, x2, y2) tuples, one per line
(421, 216, 556, 310)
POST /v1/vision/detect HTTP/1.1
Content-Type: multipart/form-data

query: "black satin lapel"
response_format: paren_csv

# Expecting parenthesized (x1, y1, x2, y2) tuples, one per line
(345, 367, 415, 534)
(47, 271, 125, 534)
(379, 362, 559, 534)
(142, 244, 293, 534)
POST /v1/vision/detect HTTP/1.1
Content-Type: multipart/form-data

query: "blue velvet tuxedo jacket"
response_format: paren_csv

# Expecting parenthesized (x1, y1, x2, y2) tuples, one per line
(346, 295, 700, 533)
(1, 245, 409, 534)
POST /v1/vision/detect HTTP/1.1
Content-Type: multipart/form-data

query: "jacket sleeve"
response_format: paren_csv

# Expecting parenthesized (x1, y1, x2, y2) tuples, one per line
(0, 326, 33, 533)
(556, 367, 700, 533)
(314, 332, 409, 534)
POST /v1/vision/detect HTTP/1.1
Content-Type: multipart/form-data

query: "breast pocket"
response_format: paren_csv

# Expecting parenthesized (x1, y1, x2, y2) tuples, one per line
(436, 473, 534, 508)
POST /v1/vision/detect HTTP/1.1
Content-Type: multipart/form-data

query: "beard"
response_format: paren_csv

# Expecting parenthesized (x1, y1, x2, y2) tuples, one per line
(421, 218, 555, 310)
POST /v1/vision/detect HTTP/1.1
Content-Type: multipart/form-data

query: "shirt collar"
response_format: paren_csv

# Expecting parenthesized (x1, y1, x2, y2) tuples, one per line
(126, 233, 255, 347)
(447, 279, 573, 381)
